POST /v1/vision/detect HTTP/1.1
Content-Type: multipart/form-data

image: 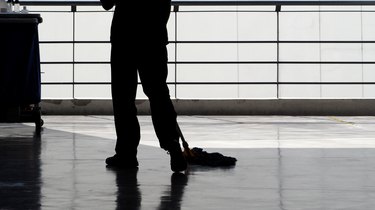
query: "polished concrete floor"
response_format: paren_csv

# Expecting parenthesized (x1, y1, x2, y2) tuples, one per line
(2, 115, 375, 210)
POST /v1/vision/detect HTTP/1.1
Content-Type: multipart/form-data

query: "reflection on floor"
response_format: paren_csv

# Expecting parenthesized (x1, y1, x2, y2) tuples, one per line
(1, 115, 375, 209)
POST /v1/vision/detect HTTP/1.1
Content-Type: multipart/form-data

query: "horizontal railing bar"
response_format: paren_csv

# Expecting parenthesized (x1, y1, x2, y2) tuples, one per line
(20, 1, 375, 6)
(22, 1, 101, 6)
(26, 9, 375, 14)
(41, 82, 375, 85)
(173, 41, 375, 43)
(39, 40, 375, 44)
(175, 61, 375, 64)
(40, 41, 110, 44)
(41, 62, 110, 64)
(173, 1, 375, 6)
(177, 10, 375, 13)
(175, 62, 375, 64)
(40, 61, 375, 64)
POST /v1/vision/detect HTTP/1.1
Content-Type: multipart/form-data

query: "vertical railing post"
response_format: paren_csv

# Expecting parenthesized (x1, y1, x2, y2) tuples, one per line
(174, 5, 179, 99)
(71, 5, 76, 99)
(276, 5, 281, 99)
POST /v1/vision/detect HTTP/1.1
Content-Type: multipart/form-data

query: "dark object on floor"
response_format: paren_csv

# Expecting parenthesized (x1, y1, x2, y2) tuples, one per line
(184, 147, 237, 167)
(0, 14, 44, 134)
(177, 124, 237, 167)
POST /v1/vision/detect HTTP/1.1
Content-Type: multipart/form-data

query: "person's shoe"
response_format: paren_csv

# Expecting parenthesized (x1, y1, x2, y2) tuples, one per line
(168, 141, 188, 172)
(105, 154, 139, 168)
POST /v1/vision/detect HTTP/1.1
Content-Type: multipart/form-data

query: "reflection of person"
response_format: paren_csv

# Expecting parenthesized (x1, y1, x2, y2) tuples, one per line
(158, 173, 188, 210)
(109, 168, 188, 210)
(100, 0, 187, 172)
(108, 168, 141, 210)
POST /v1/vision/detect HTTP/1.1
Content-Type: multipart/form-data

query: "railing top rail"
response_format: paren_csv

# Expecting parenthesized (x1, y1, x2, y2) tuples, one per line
(174, 0, 375, 6)
(19, 0, 375, 6)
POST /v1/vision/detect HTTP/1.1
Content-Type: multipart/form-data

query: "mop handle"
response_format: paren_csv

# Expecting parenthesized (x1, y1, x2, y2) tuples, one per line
(176, 123, 190, 150)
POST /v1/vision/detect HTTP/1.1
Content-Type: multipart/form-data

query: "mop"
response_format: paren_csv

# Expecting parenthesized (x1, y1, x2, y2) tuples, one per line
(177, 124, 237, 167)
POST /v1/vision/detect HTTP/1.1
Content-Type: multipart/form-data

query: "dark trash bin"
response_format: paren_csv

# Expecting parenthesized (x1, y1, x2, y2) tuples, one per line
(0, 13, 43, 133)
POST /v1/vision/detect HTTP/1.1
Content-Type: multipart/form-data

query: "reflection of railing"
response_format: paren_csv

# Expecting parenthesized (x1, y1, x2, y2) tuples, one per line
(23, 1, 375, 99)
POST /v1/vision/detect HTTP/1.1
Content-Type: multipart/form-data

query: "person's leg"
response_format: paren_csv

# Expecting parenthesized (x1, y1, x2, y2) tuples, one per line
(137, 44, 178, 149)
(137, 44, 187, 172)
(107, 42, 140, 167)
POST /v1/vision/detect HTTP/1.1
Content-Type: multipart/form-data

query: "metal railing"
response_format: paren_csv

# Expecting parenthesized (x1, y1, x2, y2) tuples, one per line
(21, 1, 375, 99)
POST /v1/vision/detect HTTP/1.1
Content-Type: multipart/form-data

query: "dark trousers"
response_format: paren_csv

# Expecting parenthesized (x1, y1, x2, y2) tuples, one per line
(111, 42, 178, 157)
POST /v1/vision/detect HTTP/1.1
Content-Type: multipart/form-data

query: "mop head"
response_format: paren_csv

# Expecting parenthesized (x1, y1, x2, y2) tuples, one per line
(183, 147, 237, 167)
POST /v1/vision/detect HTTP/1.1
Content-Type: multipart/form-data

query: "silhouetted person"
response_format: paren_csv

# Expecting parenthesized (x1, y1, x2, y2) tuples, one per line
(100, 0, 187, 172)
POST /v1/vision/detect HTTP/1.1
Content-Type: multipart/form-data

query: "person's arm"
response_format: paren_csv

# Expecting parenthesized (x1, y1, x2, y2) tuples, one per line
(161, 0, 171, 25)
(100, 0, 115, 10)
